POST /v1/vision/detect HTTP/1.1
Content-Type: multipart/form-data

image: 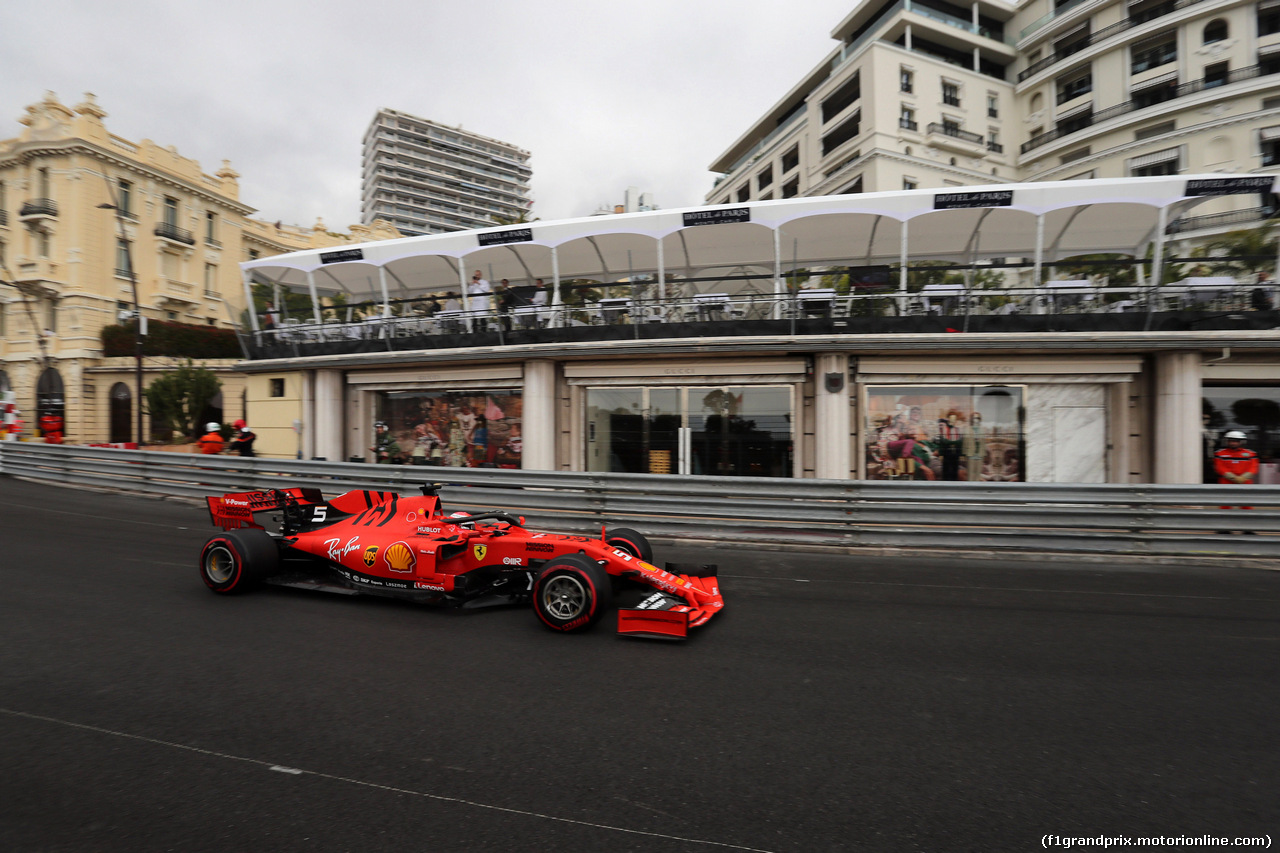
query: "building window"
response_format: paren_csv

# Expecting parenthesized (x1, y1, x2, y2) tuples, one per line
(900, 68, 914, 93)
(1204, 61, 1230, 88)
(900, 105, 917, 131)
(1057, 109, 1094, 136)
(736, 184, 750, 203)
(1057, 69, 1093, 104)
(115, 239, 131, 277)
(163, 196, 179, 227)
(1202, 385, 1280, 482)
(117, 180, 132, 217)
(942, 81, 960, 107)
(987, 93, 999, 118)
(270, 378, 285, 397)
(757, 165, 773, 191)
(864, 385, 1026, 482)
(204, 263, 217, 295)
(903, 177, 918, 190)
(822, 73, 862, 123)
(821, 112, 861, 155)
(781, 145, 799, 174)
(1261, 4, 1280, 36)
(1203, 19, 1228, 44)
(1131, 33, 1177, 74)
(205, 211, 218, 245)
(1135, 121, 1176, 140)
(782, 176, 800, 198)
(586, 385, 794, 478)
(1132, 79, 1178, 108)
(1261, 129, 1280, 166)
(377, 389, 525, 468)
(1129, 149, 1180, 176)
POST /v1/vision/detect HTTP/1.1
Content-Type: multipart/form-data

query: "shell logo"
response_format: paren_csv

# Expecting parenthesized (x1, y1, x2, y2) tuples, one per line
(384, 541, 415, 573)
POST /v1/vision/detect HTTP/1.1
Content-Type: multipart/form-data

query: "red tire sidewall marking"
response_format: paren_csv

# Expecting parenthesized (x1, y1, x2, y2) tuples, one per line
(535, 567, 598, 631)
(202, 538, 243, 592)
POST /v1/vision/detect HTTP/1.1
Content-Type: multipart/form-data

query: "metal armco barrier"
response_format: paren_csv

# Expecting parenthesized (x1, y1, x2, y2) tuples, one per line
(2, 442, 1278, 559)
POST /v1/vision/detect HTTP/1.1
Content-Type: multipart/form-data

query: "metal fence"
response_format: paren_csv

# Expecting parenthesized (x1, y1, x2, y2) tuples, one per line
(2, 442, 1278, 560)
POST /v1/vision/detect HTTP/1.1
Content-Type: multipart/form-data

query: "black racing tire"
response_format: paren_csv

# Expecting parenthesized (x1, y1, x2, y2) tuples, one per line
(199, 529, 279, 594)
(532, 555, 613, 633)
(605, 527, 653, 563)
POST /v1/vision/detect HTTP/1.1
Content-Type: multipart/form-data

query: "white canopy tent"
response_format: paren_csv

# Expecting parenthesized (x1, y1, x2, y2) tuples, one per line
(240, 174, 1278, 331)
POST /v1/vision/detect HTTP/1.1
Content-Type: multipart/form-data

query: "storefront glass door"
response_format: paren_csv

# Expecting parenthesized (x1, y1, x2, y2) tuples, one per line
(586, 386, 793, 477)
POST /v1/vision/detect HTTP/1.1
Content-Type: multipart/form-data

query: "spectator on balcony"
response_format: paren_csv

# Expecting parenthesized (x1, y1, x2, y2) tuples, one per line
(263, 303, 279, 331)
(468, 270, 492, 314)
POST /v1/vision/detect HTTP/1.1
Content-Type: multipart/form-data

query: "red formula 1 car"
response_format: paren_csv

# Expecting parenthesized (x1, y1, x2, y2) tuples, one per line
(199, 484, 723, 639)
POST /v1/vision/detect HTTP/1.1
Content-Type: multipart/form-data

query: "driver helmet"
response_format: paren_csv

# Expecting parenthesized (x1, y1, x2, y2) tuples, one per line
(233, 419, 246, 430)
(206, 422, 220, 433)
(1224, 430, 1247, 440)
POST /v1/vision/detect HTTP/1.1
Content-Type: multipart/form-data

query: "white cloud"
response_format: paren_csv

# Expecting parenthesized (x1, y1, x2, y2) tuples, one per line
(1, 0, 853, 227)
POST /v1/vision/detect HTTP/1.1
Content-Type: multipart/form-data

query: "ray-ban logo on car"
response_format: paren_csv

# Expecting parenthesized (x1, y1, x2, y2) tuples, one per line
(324, 536, 360, 561)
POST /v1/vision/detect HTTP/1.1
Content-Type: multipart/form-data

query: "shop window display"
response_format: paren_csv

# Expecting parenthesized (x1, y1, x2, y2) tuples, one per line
(376, 390, 523, 467)
(1202, 386, 1280, 484)
(864, 385, 1025, 481)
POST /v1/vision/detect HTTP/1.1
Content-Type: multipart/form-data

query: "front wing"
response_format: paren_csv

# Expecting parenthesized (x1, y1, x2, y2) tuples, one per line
(617, 562, 723, 640)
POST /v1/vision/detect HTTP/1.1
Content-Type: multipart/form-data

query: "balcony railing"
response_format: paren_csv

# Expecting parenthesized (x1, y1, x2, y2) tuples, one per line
(0, 209, 7, 226)
(19, 198, 58, 218)
(899, 118, 919, 131)
(246, 274, 1278, 361)
(1022, 65, 1264, 154)
(927, 123, 985, 145)
(154, 222, 196, 245)
(1018, 0, 1209, 81)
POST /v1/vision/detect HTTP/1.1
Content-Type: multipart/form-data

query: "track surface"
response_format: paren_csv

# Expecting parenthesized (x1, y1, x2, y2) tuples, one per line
(1, 477, 1277, 852)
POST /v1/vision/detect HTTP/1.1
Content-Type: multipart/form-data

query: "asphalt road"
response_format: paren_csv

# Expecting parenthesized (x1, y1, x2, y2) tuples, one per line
(1, 476, 1277, 852)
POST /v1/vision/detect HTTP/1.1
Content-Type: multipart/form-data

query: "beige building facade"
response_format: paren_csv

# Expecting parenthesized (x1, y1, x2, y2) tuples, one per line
(0, 91, 399, 446)
(707, 0, 1280, 237)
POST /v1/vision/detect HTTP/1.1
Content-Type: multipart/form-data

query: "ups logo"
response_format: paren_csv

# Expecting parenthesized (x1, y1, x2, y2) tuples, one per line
(363, 545, 379, 567)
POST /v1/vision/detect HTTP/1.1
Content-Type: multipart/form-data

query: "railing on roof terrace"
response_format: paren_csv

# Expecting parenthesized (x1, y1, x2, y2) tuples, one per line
(244, 269, 1280, 360)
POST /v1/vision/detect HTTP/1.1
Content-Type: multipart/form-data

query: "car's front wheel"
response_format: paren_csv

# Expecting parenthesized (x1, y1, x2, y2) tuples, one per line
(532, 555, 612, 632)
(199, 529, 278, 594)
(605, 527, 653, 563)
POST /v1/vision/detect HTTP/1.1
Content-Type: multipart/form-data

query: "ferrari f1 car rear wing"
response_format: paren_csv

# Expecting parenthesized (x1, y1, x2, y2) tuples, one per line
(206, 488, 326, 530)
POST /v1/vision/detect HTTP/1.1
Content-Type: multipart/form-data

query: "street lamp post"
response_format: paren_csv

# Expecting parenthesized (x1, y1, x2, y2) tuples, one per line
(97, 201, 145, 447)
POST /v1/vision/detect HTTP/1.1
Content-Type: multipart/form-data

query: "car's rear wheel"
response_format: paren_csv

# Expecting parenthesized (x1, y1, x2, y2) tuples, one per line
(605, 527, 653, 563)
(532, 555, 612, 632)
(199, 529, 278, 594)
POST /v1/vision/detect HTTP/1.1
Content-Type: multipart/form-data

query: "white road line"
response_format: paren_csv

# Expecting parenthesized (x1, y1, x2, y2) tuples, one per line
(1, 708, 775, 853)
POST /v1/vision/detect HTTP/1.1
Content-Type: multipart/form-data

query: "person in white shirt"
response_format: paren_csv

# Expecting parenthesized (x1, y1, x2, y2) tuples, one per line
(468, 270, 492, 314)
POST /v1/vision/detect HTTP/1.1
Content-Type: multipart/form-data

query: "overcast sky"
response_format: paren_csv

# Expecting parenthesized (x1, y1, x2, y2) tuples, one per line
(2, 0, 856, 231)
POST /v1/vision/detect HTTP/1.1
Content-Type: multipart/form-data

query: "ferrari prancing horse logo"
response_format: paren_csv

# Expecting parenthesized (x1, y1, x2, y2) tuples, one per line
(473, 545, 487, 561)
